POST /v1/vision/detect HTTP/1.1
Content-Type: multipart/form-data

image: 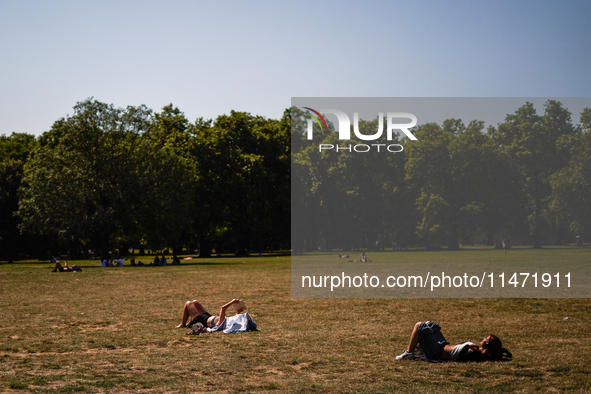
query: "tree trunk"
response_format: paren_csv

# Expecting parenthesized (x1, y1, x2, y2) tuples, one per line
(532, 195, 542, 248)
(199, 239, 212, 257)
(96, 233, 110, 260)
(532, 174, 542, 249)
(447, 224, 459, 250)
(486, 230, 494, 246)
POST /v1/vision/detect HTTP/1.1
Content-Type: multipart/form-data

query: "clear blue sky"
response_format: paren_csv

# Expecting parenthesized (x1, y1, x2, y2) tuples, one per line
(1, 0, 590, 136)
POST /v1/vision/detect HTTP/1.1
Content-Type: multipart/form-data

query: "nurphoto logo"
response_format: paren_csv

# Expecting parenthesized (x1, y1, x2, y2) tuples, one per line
(303, 107, 418, 141)
(303, 107, 417, 152)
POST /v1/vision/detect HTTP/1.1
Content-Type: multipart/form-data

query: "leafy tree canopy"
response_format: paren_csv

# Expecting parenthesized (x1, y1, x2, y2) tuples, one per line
(18, 98, 192, 257)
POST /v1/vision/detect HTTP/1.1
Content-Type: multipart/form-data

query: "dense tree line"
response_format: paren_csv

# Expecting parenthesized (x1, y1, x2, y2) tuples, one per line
(292, 101, 591, 251)
(1, 99, 589, 261)
(0, 99, 290, 261)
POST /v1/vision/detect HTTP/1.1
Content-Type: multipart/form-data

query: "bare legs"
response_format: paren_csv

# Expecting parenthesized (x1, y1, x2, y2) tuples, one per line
(176, 300, 208, 328)
(406, 322, 422, 352)
(396, 321, 424, 360)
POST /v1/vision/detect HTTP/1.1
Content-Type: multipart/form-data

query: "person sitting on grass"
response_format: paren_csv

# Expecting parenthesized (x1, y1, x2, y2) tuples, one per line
(360, 251, 368, 263)
(395, 321, 511, 362)
(176, 298, 244, 331)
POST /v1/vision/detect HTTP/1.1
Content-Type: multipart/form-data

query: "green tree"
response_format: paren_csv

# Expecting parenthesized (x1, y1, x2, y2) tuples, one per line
(291, 107, 340, 251)
(147, 104, 196, 254)
(452, 121, 521, 246)
(189, 110, 290, 256)
(18, 99, 192, 258)
(547, 108, 591, 238)
(328, 117, 408, 250)
(0, 133, 38, 262)
(291, 109, 410, 251)
(149, 104, 192, 151)
(492, 101, 576, 247)
(406, 119, 517, 249)
(405, 122, 456, 248)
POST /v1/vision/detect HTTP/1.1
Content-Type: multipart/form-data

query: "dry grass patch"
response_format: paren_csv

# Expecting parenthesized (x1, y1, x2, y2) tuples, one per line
(1, 250, 590, 393)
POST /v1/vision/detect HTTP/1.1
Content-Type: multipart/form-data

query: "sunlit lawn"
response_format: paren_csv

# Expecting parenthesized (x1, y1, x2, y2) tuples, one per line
(0, 248, 590, 393)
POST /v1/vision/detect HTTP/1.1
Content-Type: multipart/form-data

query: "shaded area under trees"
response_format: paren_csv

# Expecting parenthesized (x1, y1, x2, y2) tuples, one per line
(292, 101, 590, 251)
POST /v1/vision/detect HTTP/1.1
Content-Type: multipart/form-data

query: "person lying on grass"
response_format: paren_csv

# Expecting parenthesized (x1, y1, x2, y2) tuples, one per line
(395, 321, 511, 362)
(51, 261, 82, 272)
(176, 298, 244, 331)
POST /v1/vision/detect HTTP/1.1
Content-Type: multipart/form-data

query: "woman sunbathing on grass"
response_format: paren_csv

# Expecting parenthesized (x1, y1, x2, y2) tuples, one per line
(51, 261, 82, 272)
(395, 321, 511, 362)
(176, 298, 244, 331)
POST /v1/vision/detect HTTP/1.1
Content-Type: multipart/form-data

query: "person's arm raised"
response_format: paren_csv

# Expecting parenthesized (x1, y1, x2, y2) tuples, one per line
(217, 299, 240, 327)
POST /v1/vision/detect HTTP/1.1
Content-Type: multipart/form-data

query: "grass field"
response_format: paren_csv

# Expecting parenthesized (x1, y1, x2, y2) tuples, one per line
(1, 248, 590, 393)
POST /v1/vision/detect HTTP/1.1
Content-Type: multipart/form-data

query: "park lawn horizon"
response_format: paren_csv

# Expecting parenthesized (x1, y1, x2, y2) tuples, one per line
(1, 248, 590, 393)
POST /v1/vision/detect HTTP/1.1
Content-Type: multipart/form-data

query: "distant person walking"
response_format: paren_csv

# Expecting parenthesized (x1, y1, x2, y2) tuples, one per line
(502, 239, 507, 254)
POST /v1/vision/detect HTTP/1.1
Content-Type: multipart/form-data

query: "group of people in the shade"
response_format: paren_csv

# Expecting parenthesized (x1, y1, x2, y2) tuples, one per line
(98, 254, 182, 267)
(52, 254, 184, 271)
(101, 257, 125, 267)
(151, 255, 181, 266)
